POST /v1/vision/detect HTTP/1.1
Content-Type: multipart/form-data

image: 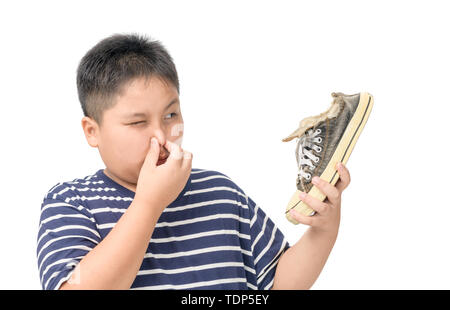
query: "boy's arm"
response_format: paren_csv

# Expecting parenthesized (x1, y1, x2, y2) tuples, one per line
(60, 138, 193, 290)
(272, 226, 338, 289)
(60, 197, 163, 290)
(272, 162, 350, 289)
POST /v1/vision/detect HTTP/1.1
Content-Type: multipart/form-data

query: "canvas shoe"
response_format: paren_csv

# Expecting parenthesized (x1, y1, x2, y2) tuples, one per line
(282, 92, 374, 224)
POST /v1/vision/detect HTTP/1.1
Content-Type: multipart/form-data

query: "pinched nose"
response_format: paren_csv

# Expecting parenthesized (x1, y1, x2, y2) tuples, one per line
(150, 132, 167, 158)
(159, 144, 170, 160)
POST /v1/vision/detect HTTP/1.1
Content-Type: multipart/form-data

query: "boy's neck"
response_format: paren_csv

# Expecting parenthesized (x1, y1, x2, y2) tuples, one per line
(103, 168, 137, 193)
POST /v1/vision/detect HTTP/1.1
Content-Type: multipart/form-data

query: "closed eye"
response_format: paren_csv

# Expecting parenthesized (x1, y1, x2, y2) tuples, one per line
(128, 121, 146, 126)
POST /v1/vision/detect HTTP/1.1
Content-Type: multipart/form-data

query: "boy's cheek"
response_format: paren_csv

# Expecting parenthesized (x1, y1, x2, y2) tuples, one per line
(170, 122, 184, 147)
(173, 135, 183, 147)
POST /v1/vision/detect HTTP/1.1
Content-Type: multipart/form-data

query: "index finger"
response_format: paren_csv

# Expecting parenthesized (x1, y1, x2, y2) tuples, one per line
(335, 162, 351, 192)
(165, 140, 184, 160)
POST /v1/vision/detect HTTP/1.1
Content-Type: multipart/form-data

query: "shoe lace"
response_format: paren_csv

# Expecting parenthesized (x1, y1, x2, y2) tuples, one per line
(296, 128, 323, 181)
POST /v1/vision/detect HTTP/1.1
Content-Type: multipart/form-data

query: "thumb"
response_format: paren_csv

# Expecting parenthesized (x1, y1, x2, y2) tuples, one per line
(145, 137, 160, 166)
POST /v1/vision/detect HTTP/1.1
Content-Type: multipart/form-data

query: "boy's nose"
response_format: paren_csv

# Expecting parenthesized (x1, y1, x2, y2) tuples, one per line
(151, 134, 169, 158)
(159, 143, 169, 159)
(151, 129, 166, 147)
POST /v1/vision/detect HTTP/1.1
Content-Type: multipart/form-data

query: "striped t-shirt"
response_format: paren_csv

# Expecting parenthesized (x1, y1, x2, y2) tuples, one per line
(36, 168, 290, 290)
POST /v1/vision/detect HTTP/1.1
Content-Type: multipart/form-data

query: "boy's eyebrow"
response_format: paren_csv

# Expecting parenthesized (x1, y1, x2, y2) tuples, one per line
(164, 98, 179, 110)
(124, 99, 179, 119)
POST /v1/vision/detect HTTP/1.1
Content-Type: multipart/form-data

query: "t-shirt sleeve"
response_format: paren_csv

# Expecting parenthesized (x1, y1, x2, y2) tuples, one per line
(36, 196, 101, 290)
(246, 194, 290, 290)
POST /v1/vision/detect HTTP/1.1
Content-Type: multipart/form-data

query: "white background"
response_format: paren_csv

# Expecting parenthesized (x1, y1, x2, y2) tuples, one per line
(1, 0, 449, 289)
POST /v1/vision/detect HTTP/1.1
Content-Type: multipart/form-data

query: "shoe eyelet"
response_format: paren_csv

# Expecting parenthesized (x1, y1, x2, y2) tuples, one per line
(316, 137, 322, 143)
(314, 157, 319, 163)
(305, 173, 311, 180)
(310, 165, 315, 171)
(316, 146, 322, 153)
(315, 129, 321, 134)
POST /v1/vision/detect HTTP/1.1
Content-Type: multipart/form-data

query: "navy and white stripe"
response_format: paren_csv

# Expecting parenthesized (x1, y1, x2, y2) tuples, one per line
(36, 168, 290, 290)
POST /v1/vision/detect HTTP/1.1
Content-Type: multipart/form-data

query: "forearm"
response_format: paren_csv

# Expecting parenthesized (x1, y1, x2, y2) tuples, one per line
(272, 227, 338, 289)
(60, 198, 163, 290)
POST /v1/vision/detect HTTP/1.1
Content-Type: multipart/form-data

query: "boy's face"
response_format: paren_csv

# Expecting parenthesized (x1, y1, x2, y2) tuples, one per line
(82, 76, 184, 191)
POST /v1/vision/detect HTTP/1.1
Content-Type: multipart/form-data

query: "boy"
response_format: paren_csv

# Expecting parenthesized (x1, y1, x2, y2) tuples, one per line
(36, 33, 351, 290)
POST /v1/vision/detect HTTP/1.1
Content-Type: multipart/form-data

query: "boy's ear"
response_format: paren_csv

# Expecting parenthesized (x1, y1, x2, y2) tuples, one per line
(81, 116, 100, 148)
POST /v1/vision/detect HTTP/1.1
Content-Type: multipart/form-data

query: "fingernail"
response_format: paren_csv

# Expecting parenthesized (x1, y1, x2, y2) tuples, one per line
(312, 176, 320, 185)
(299, 191, 306, 199)
(337, 162, 343, 169)
(151, 137, 158, 145)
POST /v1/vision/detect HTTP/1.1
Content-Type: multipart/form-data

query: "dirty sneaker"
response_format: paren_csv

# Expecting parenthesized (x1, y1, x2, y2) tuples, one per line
(282, 92, 374, 224)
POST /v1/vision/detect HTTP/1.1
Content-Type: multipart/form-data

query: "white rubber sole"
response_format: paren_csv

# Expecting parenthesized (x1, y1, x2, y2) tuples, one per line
(285, 92, 374, 224)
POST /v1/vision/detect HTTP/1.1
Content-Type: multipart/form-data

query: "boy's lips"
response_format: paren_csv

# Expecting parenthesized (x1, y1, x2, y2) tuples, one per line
(158, 155, 168, 161)
(157, 156, 167, 166)
(157, 145, 169, 165)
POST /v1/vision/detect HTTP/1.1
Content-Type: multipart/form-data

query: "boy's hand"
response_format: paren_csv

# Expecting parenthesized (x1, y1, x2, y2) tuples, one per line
(289, 163, 351, 235)
(135, 137, 192, 211)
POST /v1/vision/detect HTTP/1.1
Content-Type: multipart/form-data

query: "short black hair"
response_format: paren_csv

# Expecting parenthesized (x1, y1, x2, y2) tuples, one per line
(76, 33, 179, 126)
